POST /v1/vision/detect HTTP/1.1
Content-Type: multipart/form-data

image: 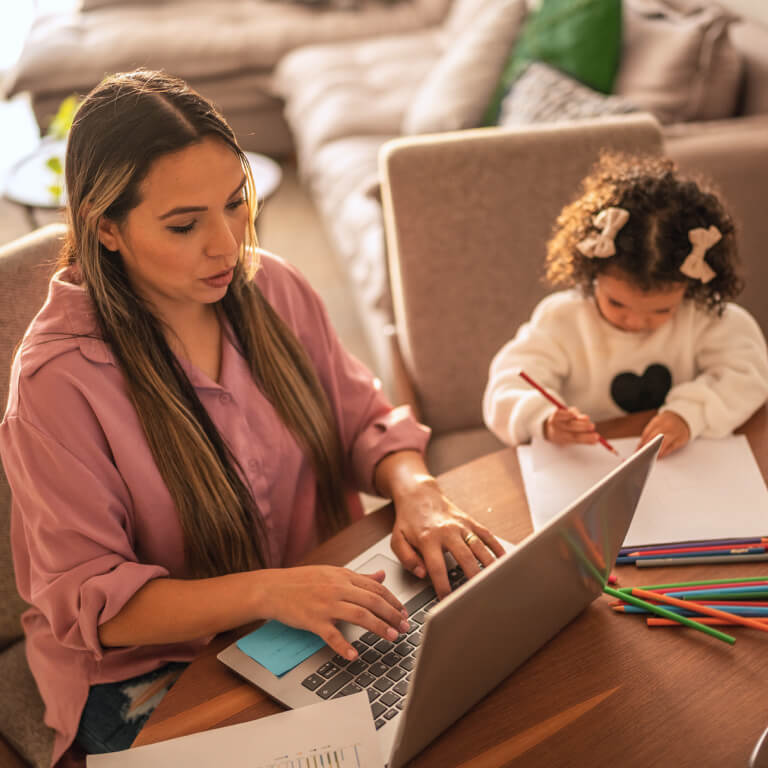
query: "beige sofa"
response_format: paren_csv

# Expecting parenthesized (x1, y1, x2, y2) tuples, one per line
(2, 0, 452, 156)
(273, 0, 768, 396)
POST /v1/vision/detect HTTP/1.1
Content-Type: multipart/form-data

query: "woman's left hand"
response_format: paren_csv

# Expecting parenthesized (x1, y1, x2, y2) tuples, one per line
(391, 478, 504, 598)
(374, 451, 504, 599)
(637, 410, 691, 458)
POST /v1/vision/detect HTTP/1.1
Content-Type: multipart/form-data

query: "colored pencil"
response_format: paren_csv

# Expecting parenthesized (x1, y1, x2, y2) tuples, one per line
(620, 537, 768, 555)
(612, 600, 768, 608)
(624, 543, 768, 557)
(617, 577, 768, 593)
(631, 588, 768, 634)
(618, 547, 767, 564)
(518, 370, 618, 455)
(648, 617, 768, 627)
(663, 585, 768, 599)
(614, 605, 768, 617)
(603, 585, 735, 644)
(635, 553, 768, 567)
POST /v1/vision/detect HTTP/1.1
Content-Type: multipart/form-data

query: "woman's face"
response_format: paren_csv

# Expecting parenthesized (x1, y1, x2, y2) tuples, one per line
(97, 136, 249, 318)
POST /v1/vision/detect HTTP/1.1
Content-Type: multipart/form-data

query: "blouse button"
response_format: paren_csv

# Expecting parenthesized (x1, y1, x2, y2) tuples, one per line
(248, 459, 259, 471)
(219, 392, 231, 404)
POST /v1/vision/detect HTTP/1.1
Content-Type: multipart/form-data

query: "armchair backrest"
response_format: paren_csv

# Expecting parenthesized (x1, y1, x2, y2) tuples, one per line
(0, 224, 66, 649)
(380, 115, 663, 435)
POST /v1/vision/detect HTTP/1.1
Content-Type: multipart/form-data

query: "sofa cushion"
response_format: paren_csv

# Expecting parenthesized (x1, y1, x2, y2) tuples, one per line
(4, 0, 451, 99)
(485, 0, 623, 124)
(0, 640, 54, 768)
(305, 136, 396, 312)
(614, 0, 743, 123)
(729, 20, 768, 116)
(275, 32, 441, 170)
(498, 62, 638, 126)
(401, 0, 527, 135)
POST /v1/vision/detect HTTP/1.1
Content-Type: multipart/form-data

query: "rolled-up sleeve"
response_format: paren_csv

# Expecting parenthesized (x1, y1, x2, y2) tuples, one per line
(1, 415, 168, 660)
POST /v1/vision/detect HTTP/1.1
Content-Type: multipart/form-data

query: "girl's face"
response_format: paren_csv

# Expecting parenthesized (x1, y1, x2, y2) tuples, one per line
(97, 136, 249, 319)
(594, 270, 687, 333)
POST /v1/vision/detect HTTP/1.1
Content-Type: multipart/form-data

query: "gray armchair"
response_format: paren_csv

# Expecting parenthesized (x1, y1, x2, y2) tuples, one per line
(0, 223, 66, 767)
(379, 115, 664, 475)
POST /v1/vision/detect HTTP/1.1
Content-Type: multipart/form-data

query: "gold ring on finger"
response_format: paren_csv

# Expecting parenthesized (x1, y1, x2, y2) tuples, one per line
(464, 532, 479, 546)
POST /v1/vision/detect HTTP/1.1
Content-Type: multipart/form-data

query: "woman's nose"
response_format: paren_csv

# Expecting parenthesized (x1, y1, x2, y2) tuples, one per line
(206, 214, 239, 258)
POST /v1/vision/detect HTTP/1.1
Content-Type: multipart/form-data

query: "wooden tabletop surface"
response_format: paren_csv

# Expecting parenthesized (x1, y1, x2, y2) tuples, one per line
(133, 409, 768, 766)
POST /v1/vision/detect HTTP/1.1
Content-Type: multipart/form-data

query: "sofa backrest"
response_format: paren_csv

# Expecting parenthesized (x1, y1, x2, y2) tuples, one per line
(380, 114, 663, 436)
(0, 224, 65, 650)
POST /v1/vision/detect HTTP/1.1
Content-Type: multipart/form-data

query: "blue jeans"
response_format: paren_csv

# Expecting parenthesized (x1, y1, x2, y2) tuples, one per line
(75, 662, 188, 754)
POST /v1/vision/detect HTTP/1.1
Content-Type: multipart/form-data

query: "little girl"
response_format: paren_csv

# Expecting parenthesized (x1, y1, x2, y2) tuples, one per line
(483, 153, 768, 458)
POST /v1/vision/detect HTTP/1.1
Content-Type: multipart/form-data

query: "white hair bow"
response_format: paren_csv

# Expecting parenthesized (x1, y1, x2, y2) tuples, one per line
(680, 226, 721, 283)
(576, 207, 630, 259)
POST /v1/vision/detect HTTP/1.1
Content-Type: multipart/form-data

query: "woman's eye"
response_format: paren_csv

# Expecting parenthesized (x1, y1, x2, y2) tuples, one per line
(227, 198, 245, 211)
(168, 221, 196, 234)
(608, 299, 624, 308)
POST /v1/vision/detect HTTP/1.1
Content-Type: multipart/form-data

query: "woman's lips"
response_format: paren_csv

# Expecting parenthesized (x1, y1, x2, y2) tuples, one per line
(201, 267, 234, 287)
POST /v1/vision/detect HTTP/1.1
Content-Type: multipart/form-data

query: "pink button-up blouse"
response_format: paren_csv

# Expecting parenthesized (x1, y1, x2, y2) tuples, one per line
(0, 251, 429, 766)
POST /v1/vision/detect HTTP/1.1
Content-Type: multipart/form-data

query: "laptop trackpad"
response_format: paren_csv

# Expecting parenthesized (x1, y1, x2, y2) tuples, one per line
(354, 553, 426, 605)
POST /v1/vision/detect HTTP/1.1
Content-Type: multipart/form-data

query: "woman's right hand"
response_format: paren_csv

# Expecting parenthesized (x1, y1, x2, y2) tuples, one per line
(257, 566, 409, 660)
(544, 406, 600, 445)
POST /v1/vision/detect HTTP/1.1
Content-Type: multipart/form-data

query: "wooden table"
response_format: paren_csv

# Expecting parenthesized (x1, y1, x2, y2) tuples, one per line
(133, 409, 768, 766)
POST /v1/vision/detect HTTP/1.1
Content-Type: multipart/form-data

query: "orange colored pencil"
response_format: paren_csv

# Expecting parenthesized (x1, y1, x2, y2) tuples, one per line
(648, 617, 768, 627)
(631, 588, 768, 634)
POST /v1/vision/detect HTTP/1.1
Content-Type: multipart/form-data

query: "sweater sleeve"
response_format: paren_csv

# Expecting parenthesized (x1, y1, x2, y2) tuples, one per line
(661, 304, 768, 439)
(482, 296, 572, 445)
(0, 412, 168, 662)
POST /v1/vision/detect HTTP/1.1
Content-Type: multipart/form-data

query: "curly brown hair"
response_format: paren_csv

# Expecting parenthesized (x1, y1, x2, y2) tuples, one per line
(545, 152, 743, 314)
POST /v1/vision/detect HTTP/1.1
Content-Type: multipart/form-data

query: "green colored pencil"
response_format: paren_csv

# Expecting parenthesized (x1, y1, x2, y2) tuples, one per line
(603, 585, 735, 645)
(617, 576, 768, 593)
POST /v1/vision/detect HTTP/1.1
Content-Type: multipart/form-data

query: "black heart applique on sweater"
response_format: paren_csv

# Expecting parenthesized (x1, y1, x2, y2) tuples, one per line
(610, 364, 672, 413)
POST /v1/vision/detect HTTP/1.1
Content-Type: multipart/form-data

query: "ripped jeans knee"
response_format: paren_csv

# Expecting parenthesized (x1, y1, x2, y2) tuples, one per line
(75, 661, 188, 754)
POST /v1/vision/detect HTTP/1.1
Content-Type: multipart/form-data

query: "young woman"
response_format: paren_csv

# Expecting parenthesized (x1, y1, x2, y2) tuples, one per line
(0, 69, 503, 766)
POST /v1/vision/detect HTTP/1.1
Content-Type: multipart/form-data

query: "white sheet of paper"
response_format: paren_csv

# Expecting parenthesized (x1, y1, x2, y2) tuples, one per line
(86, 692, 383, 768)
(518, 435, 768, 546)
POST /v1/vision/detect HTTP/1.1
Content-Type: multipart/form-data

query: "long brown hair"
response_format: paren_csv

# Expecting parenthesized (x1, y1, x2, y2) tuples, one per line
(60, 69, 350, 577)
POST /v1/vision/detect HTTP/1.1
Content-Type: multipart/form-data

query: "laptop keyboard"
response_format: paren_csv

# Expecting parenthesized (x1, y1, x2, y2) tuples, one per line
(301, 566, 467, 730)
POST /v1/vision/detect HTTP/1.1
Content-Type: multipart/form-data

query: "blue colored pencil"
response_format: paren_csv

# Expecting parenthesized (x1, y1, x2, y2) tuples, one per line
(616, 547, 766, 564)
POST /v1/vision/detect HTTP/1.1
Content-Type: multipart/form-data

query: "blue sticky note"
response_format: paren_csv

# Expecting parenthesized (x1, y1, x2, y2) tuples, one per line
(236, 620, 326, 677)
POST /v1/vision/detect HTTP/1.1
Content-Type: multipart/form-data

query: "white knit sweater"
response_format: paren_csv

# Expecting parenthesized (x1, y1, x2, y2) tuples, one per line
(483, 290, 768, 445)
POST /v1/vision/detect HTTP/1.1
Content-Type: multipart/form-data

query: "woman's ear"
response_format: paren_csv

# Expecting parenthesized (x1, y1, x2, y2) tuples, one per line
(97, 216, 122, 253)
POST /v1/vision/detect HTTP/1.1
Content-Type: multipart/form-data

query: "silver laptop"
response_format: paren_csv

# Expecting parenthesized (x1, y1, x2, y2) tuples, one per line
(219, 435, 662, 767)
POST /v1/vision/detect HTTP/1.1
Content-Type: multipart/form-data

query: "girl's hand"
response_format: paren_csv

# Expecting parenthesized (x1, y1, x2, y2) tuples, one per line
(258, 566, 409, 660)
(544, 406, 600, 445)
(638, 411, 690, 458)
(390, 476, 505, 599)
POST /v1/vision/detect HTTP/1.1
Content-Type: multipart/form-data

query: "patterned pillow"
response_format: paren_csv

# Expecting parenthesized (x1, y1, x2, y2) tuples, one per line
(498, 62, 638, 126)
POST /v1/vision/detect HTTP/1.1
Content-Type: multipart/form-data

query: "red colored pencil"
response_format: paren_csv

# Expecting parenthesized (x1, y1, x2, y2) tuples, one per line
(631, 588, 768, 634)
(518, 370, 619, 456)
(626, 543, 768, 556)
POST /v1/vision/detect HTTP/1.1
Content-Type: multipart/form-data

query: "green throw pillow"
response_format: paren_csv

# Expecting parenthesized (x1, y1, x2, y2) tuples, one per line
(483, 0, 622, 125)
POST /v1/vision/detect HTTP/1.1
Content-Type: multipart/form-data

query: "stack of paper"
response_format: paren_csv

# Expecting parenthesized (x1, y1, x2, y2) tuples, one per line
(517, 435, 768, 547)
